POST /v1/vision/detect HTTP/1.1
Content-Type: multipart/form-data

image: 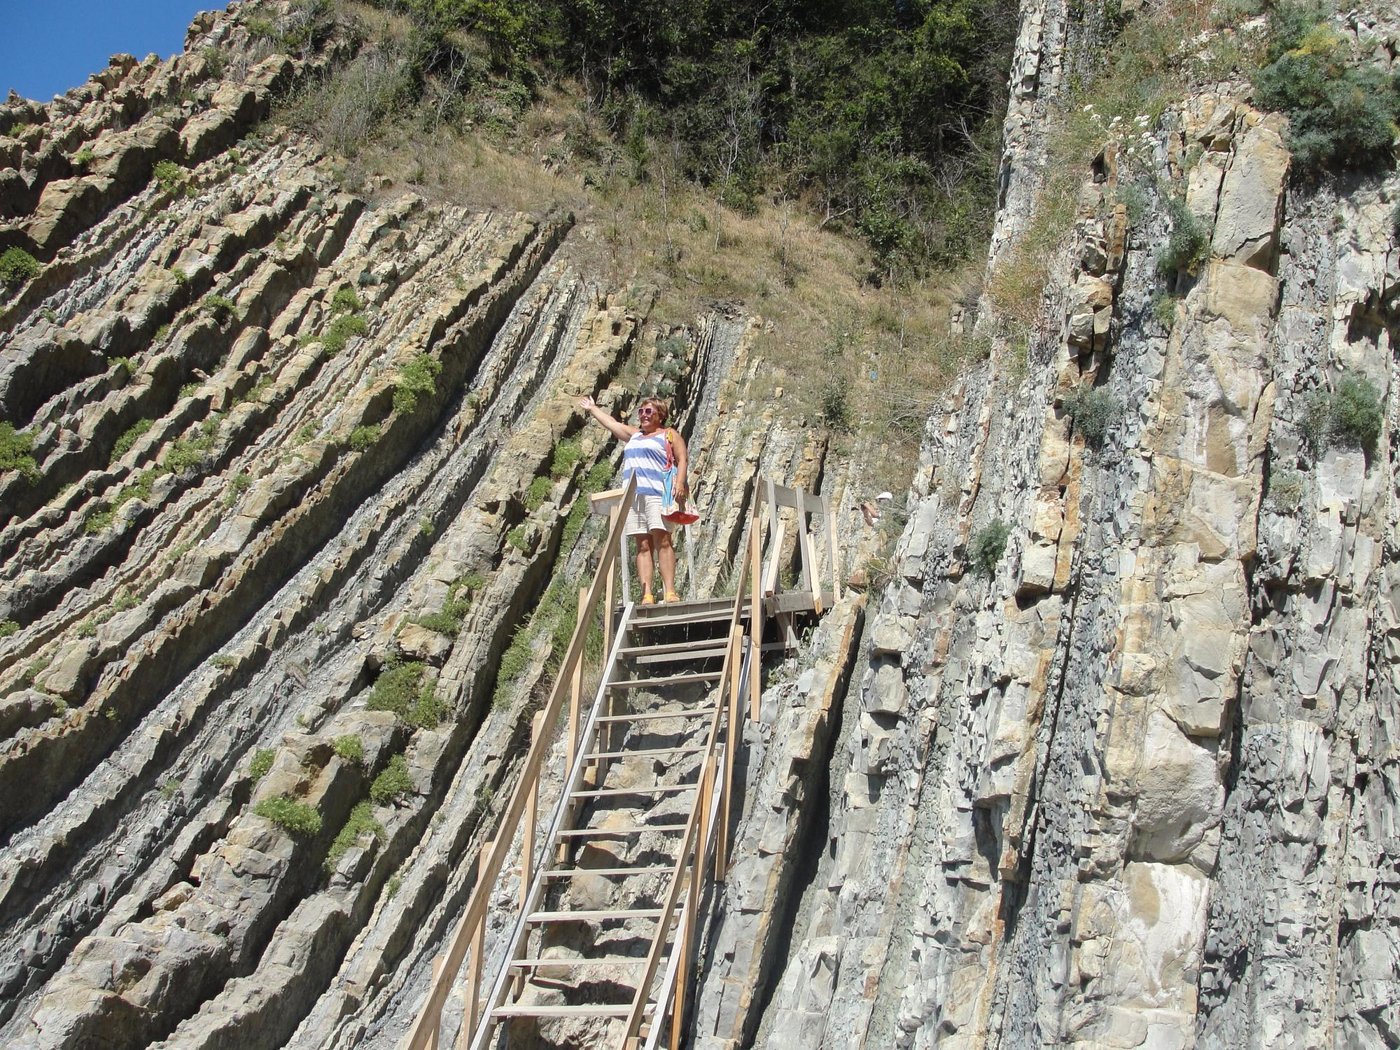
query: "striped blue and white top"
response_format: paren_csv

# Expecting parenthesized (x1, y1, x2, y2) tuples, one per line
(622, 430, 670, 498)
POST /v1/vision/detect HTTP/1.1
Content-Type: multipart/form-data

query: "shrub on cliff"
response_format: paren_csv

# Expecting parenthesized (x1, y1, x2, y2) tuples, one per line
(1303, 374, 1384, 455)
(970, 520, 1010, 578)
(0, 247, 40, 288)
(254, 795, 323, 836)
(1254, 22, 1400, 174)
(1063, 385, 1120, 447)
(0, 423, 39, 479)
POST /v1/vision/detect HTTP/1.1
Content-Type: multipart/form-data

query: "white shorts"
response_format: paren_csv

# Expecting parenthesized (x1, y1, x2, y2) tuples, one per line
(625, 492, 671, 537)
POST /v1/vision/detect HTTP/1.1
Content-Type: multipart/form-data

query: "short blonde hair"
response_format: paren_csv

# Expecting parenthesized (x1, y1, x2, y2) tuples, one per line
(638, 397, 670, 426)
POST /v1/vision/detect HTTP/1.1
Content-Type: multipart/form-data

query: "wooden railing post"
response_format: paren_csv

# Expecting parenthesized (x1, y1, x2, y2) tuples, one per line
(748, 494, 762, 722)
(460, 840, 491, 1048)
(718, 625, 743, 876)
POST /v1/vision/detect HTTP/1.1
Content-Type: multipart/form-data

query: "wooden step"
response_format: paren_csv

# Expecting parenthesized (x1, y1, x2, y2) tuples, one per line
(527, 906, 670, 922)
(543, 865, 677, 879)
(569, 783, 695, 799)
(492, 1004, 651, 1019)
(593, 706, 717, 725)
(621, 644, 730, 665)
(608, 671, 723, 690)
(509, 956, 648, 969)
(627, 605, 735, 629)
(553, 822, 689, 839)
(581, 744, 706, 761)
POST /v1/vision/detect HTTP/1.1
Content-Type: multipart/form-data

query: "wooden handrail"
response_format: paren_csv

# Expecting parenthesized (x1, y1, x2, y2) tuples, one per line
(403, 475, 637, 1050)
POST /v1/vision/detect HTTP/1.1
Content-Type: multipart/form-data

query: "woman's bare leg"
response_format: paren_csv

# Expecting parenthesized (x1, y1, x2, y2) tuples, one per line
(634, 534, 655, 598)
(652, 528, 677, 598)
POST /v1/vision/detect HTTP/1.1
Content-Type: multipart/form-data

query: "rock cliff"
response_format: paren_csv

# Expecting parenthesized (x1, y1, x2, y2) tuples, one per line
(736, 3, 1400, 1049)
(2, 0, 1398, 1048)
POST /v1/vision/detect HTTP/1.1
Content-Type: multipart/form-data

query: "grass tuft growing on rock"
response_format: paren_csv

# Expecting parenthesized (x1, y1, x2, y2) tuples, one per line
(325, 800, 383, 873)
(392, 353, 442, 415)
(1063, 385, 1121, 446)
(249, 748, 276, 780)
(369, 754, 413, 805)
(0, 422, 39, 479)
(367, 661, 445, 727)
(254, 795, 323, 836)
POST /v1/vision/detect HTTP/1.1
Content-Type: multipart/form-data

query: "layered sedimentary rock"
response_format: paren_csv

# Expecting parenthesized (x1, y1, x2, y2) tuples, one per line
(738, 4, 1400, 1050)
(0, 6, 856, 1048)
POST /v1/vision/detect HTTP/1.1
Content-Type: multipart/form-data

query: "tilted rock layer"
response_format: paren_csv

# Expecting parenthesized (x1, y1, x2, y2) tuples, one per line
(4, 0, 1400, 1048)
(737, 3, 1400, 1050)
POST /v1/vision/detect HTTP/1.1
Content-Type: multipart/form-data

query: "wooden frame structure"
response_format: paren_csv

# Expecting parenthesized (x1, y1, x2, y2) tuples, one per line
(402, 473, 838, 1050)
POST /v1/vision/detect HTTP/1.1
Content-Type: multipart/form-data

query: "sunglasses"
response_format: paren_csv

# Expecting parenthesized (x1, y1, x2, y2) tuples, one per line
(638, 407, 657, 416)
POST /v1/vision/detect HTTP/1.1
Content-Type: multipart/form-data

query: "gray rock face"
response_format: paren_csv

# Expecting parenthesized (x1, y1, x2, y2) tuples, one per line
(729, 5, 1400, 1050)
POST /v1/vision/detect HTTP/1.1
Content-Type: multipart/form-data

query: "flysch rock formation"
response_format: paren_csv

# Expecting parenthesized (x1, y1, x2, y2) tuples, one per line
(4, 0, 1399, 1048)
(723, 2, 1400, 1049)
(0, 4, 870, 1048)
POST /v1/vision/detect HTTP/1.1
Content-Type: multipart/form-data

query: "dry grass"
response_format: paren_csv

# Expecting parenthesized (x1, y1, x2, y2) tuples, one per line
(279, 44, 988, 493)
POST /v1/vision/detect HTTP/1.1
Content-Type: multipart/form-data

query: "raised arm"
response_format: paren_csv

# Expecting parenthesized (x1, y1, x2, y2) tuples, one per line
(578, 395, 636, 442)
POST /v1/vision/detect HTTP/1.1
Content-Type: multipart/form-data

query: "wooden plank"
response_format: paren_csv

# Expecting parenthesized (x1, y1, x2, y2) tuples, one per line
(582, 745, 706, 760)
(608, 671, 723, 690)
(619, 639, 731, 657)
(492, 1005, 636, 1019)
(627, 607, 733, 629)
(569, 783, 695, 800)
(749, 494, 762, 724)
(528, 907, 668, 922)
(624, 645, 730, 666)
(543, 865, 677, 879)
(594, 706, 718, 725)
(553, 823, 689, 838)
(762, 480, 826, 514)
(509, 957, 648, 968)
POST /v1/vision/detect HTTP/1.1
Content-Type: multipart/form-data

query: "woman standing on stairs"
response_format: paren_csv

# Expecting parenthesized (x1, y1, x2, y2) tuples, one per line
(578, 393, 689, 604)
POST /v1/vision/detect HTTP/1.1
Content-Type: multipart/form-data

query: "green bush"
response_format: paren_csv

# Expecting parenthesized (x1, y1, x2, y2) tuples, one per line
(525, 474, 553, 511)
(0, 247, 41, 287)
(152, 159, 185, 193)
(505, 524, 529, 551)
(348, 424, 381, 452)
(820, 382, 852, 432)
(1156, 196, 1209, 281)
(1063, 385, 1120, 446)
(112, 418, 154, 460)
(1254, 24, 1400, 174)
(1304, 376, 1384, 455)
(254, 795, 323, 836)
(1266, 467, 1305, 512)
(325, 800, 384, 872)
(370, 754, 413, 805)
(1331, 375, 1384, 452)
(549, 437, 582, 478)
(72, 146, 96, 169)
(970, 520, 1010, 578)
(203, 294, 237, 321)
(392, 353, 442, 414)
(0, 619, 19, 637)
(249, 748, 277, 780)
(0, 423, 39, 479)
(331, 286, 361, 314)
(367, 661, 445, 727)
(321, 313, 367, 355)
(493, 627, 533, 707)
(333, 733, 365, 764)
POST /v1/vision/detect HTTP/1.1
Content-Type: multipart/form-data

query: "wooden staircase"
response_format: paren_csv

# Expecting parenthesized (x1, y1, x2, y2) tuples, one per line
(405, 477, 836, 1050)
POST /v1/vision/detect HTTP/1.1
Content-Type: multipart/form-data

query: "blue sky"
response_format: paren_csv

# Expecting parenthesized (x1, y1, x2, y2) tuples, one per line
(0, 1, 229, 102)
